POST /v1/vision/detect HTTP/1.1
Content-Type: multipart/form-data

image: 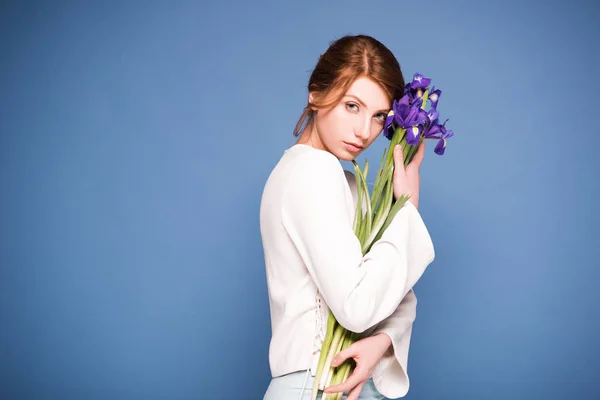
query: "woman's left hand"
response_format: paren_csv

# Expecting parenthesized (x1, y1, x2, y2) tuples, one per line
(323, 333, 392, 400)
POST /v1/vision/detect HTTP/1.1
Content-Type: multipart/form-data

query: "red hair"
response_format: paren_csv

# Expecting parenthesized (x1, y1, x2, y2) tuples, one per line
(294, 35, 405, 137)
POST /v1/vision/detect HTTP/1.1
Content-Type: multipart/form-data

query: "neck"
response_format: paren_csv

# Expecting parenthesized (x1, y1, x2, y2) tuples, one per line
(297, 120, 325, 151)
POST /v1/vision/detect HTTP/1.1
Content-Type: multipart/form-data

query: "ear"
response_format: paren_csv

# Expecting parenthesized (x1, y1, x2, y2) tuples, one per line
(308, 91, 317, 111)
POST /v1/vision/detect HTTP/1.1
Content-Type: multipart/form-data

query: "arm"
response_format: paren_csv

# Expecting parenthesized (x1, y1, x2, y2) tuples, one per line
(346, 169, 422, 397)
(281, 152, 434, 333)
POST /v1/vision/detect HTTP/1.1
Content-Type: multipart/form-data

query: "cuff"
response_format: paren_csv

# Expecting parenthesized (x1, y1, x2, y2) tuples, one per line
(371, 327, 413, 398)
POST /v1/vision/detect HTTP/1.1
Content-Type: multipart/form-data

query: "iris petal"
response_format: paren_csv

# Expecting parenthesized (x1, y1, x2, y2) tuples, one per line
(383, 123, 395, 140)
(428, 87, 442, 108)
(424, 122, 442, 139)
(384, 110, 395, 130)
(427, 109, 439, 123)
(434, 139, 446, 155)
(406, 126, 421, 146)
(411, 73, 432, 89)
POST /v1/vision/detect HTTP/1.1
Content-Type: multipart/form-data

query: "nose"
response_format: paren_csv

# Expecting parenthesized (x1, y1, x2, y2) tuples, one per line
(355, 115, 371, 141)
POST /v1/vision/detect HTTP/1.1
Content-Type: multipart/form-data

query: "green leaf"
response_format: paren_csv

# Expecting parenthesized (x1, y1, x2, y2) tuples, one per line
(372, 194, 410, 244)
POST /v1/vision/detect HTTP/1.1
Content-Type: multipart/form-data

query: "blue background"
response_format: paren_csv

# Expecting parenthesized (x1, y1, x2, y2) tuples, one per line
(1, 1, 599, 399)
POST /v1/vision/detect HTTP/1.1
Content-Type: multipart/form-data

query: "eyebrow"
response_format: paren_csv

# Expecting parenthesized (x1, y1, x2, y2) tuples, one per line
(345, 94, 389, 114)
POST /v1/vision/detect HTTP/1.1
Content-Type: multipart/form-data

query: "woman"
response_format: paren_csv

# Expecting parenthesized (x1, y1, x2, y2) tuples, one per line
(260, 35, 435, 400)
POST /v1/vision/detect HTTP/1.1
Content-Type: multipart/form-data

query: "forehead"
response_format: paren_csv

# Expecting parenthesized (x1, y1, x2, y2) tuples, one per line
(345, 76, 391, 109)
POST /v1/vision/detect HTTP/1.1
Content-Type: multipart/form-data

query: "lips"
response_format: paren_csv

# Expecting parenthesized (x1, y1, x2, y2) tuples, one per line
(344, 142, 363, 153)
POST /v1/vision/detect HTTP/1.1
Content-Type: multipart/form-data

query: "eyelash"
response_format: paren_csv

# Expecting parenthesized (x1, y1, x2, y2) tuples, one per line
(345, 102, 387, 123)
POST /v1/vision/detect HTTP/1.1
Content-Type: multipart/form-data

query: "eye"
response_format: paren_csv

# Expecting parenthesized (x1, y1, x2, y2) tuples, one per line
(374, 113, 387, 123)
(345, 102, 359, 112)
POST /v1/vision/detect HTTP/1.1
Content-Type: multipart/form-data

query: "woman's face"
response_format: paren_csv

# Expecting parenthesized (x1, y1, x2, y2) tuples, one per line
(307, 76, 391, 161)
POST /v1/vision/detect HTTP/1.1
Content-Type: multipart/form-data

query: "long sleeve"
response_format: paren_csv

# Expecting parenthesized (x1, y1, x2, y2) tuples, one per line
(370, 289, 417, 399)
(280, 151, 434, 333)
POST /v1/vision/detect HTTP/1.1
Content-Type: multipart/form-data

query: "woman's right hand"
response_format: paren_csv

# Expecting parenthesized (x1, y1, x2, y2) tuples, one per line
(393, 142, 425, 209)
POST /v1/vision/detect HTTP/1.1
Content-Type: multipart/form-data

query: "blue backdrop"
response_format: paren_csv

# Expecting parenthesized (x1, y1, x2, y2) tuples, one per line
(1, 1, 599, 399)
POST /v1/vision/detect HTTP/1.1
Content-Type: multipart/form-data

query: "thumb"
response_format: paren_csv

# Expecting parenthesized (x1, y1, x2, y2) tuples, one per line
(331, 344, 357, 367)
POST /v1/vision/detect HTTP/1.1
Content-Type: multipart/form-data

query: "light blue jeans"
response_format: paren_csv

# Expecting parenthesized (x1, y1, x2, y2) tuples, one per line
(264, 369, 385, 400)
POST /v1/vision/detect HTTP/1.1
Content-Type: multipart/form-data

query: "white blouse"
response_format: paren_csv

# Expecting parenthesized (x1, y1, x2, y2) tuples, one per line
(259, 143, 435, 398)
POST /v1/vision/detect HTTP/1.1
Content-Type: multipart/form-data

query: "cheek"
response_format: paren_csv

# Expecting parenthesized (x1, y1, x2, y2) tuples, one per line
(372, 123, 384, 136)
(332, 108, 353, 132)
(319, 108, 351, 136)
(368, 123, 384, 142)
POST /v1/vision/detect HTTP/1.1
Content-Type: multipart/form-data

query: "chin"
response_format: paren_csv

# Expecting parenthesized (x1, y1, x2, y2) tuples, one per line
(336, 150, 360, 161)
(326, 143, 362, 161)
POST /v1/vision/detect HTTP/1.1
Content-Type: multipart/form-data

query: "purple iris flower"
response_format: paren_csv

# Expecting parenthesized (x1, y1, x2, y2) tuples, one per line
(427, 108, 439, 125)
(434, 128, 454, 155)
(428, 86, 442, 109)
(383, 103, 398, 140)
(406, 125, 422, 146)
(423, 118, 448, 139)
(392, 96, 429, 145)
(404, 73, 432, 101)
(403, 83, 420, 100)
(383, 96, 428, 141)
(393, 96, 428, 130)
(423, 118, 453, 155)
(384, 74, 452, 148)
(403, 82, 413, 97)
(419, 109, 440, 140)
(410, 73, 432, 89)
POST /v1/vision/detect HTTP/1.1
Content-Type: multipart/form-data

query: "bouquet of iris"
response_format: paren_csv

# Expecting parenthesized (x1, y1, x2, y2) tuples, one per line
(311, 73, 454, 400)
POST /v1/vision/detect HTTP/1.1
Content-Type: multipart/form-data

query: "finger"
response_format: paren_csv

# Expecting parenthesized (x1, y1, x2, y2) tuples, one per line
(330, 344, 356, 368)
(323, 366, 367, 395)
(409, 141, 426, 168)
(393, 144, 405, 172)
(346, 380, 367, 400)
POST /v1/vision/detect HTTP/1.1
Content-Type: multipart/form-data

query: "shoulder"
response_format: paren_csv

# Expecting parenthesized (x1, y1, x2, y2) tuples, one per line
(279, 148, 356, 227)
(342, 169, 360, 209)
(278, 146, 354, 209)
(343, 169, 356, 189)
(295, 146, 342, 170)
(285, 146, 346, 184)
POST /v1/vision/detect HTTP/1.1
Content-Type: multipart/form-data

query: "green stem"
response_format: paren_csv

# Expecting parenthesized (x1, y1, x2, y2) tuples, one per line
(370, 163, 392, 225)
(384, 126, 405, 167)
(370, 148, 388, 214)
(311, 312, 338, 400)
(351, 161, 363, 233)
(323, 331, 355, 400)
(319, 323, 346, 390)
(355, 162, 372, 237)
(372, 194, 410, 245)
(362, 167, 394, 253)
